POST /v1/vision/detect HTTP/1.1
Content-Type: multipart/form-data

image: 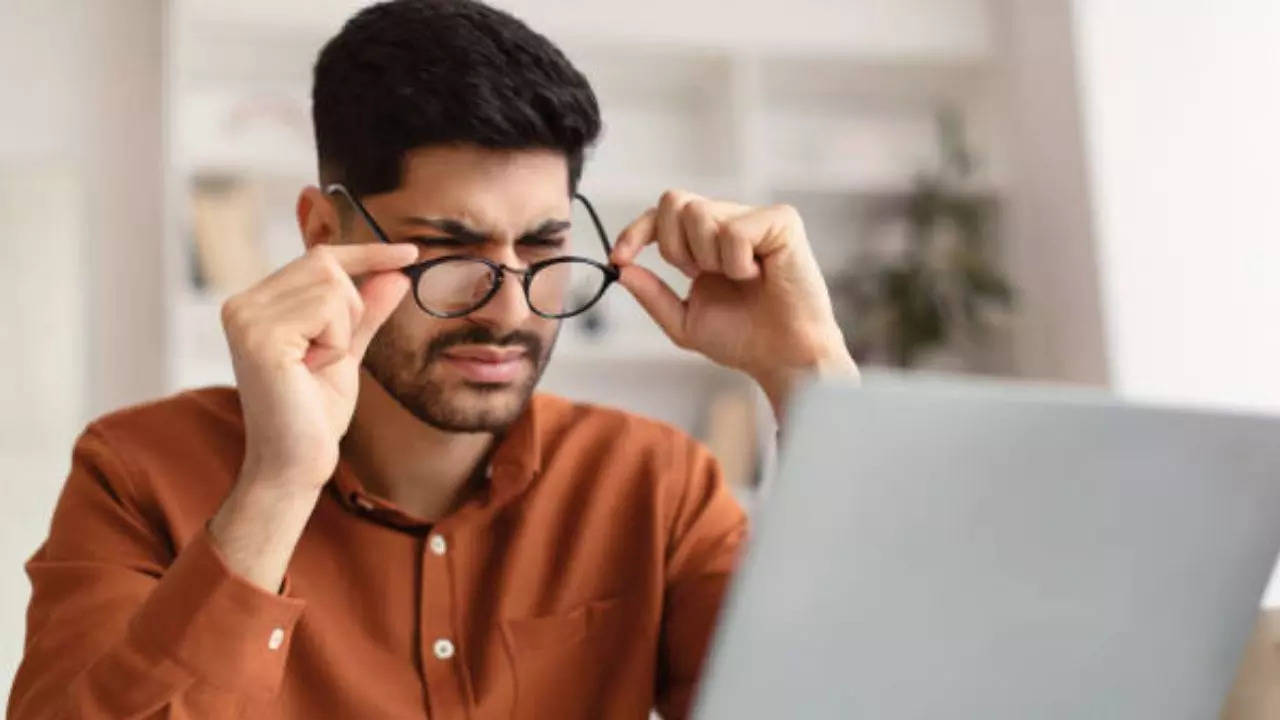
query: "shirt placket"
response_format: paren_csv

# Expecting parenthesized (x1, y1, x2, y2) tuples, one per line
(420, 520, 466, 718)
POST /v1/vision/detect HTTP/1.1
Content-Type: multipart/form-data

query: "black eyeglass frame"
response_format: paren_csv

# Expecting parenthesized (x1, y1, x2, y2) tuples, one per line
(325, 183, 620, 319)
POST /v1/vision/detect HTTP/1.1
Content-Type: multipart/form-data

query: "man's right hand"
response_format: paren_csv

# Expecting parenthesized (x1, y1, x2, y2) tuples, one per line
(219, 242, 418, 489)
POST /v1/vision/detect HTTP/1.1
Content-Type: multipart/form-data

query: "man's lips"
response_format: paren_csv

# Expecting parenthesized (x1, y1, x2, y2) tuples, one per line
(439, 345, 529, 383)
(442, 345, 527, 362)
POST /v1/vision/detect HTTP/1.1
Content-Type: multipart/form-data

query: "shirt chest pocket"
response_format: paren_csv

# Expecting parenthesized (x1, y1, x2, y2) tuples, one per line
(500, 596, 630, 720)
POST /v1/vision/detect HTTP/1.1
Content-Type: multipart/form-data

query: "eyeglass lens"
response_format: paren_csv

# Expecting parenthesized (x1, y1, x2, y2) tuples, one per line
(414, 258, 609, 317)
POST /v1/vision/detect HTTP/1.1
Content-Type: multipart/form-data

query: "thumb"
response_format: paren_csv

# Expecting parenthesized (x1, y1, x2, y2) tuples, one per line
(351, 271, 411, 357)
(619, 265, 687, 347)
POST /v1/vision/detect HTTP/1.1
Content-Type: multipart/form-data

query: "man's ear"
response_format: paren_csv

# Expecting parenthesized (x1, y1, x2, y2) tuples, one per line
(296, 186, 340, 250)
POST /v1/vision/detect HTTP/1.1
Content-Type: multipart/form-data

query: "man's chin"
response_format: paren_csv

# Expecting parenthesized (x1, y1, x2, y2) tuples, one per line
(413, 379, 534, 433)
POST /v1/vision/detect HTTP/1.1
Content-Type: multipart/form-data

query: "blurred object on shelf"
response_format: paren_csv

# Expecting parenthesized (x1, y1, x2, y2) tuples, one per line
(189, 174, 266, 296)
(830, 107, 1014, 370)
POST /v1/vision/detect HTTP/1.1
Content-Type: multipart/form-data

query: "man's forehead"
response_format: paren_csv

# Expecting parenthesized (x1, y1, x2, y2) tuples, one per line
(386, 146, 572, 233)
(381, 195, 569, 236)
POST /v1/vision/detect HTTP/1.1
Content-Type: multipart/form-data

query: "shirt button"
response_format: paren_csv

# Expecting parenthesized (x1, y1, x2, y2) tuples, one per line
(268, 627, 286, 651)
(428, 534, 448, 556)
(433, 638, 455, 660)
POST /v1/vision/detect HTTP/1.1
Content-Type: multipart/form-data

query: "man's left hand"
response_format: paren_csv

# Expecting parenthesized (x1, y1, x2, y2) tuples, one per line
(610, 189, 859, 418)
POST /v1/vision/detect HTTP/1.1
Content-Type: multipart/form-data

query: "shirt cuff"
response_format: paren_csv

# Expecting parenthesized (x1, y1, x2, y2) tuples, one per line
(126, 527, 306, 696)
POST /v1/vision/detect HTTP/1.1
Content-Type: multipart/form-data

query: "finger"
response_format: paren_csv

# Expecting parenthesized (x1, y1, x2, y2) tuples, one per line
(617, 264, 687, 347)
(717, 222, 761, 280)
(261, 286, 353, 372)
(267, 260, 365, 336)
(611, 208, 656, 266)
(322, 242, 419, 276)
(679, 199, 722, 273)
(251, 242, 418, 301)
(656, 190, 699, 278)
(719, 204, 802, 259)
(350, 271, 411, 358)
(303, 341, 345, 372)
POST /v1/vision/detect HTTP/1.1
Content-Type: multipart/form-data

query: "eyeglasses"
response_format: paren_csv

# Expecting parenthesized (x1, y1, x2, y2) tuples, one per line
(325, 183, 619, 319)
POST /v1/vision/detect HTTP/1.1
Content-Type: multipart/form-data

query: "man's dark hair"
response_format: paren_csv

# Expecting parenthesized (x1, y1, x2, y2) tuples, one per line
(312, 0, 601, 197)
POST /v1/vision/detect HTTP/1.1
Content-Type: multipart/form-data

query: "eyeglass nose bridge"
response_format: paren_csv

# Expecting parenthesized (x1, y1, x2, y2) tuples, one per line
(479, 258, 545, 298)
(493, 261, 535, 285)
(404, 256, 548, 319)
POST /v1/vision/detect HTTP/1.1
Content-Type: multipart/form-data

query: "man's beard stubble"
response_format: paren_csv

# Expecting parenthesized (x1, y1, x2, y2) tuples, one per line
(362, 322, 556, 433)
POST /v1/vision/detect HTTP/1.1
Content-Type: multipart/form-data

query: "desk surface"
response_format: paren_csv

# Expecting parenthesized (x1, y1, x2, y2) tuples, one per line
(1224, 609, 1280, 719)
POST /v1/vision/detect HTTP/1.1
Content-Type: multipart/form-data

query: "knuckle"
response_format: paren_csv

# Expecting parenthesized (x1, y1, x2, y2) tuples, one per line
(658, 188, 688, 211)
(322, 289, 349, 320)
(219, 296, 242, 330)
(348, 289, 366, 318)
(773, 203, 803, 227)
(719, 222, 749, 246)
(306, 243, 332, 263)
(681, 201, 715, 233)
(678, 199, 702, 222)
(220, 294, 257, 337)
(327, 331, 352, 354)
(306, 245, 343, 278)
(323, 264, 348, 287)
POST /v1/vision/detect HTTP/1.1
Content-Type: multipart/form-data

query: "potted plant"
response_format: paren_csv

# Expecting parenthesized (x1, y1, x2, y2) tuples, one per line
(832, 108, 1014, 369)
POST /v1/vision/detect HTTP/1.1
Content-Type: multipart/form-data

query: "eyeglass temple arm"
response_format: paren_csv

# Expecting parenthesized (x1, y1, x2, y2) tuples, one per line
(328, 183, 615, 270)
(573, 192, 614, 259)
(324, 183, 393, 244)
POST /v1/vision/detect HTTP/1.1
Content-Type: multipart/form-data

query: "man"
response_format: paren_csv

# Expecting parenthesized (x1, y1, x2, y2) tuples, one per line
(10, 1, 857, 718)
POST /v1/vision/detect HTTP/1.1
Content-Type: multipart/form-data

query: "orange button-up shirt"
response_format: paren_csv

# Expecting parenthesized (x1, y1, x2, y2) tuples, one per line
(9, 387, 747, 719)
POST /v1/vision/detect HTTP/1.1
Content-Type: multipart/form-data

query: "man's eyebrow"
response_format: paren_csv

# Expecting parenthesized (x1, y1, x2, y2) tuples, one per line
(399, 216, 571, 242)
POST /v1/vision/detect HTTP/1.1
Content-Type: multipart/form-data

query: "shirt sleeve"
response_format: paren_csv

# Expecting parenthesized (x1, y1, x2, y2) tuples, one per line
(8, 425, 307, 720)
(654, 438, 750, 720)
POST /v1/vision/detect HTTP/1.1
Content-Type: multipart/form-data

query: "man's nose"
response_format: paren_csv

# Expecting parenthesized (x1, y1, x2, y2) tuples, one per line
(466, 249, 533, 332)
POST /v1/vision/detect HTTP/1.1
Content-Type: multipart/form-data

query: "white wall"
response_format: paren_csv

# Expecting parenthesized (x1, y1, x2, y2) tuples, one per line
(991, 0, 1109, 385)
(184, 0, 992, 57)
(0, 1, 89, 701)
(1073, 0, 1280, 414)
(81, 1, 170, 418)
(1071, 0, 1280, 604)
(0, 0, 167, 702)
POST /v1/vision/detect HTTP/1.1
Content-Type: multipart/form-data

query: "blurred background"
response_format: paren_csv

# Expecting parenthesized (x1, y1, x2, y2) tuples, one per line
(1, 0, 1278, 706)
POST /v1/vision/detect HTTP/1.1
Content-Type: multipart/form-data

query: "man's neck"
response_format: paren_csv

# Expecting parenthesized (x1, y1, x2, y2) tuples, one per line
(340, 369, 496, 521)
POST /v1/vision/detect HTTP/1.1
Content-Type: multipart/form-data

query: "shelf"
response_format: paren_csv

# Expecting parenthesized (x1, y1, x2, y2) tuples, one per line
(579, 175, 746, 206)
(768, 178, 1001, 199)
(562, 42, 734, 107)
(757, 54, 993, 108)
(181, 0, 993, 63)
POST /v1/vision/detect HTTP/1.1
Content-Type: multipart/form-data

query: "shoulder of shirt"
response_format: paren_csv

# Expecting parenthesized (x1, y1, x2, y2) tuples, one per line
(66, 387, 245, 524)
(82, 385, 244, 464)
(87, 385, 242, 436)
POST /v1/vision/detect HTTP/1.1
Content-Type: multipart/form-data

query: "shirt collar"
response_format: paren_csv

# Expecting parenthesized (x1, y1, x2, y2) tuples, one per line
(329, 394, 546, 530)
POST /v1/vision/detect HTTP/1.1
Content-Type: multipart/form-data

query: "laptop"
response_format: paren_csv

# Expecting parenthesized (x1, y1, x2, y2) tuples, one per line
(693, 375, 1280, 719)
